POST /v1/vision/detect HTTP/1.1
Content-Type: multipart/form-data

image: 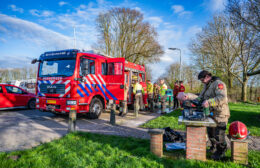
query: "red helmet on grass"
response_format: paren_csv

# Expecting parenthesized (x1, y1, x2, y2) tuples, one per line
(229, 121, 248, 140)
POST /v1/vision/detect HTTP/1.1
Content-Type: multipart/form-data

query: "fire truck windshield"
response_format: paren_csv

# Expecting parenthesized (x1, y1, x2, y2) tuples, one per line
(39, 59, 76, 77)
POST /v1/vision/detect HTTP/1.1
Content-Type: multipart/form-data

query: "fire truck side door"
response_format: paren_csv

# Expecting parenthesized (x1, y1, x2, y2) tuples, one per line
(104, 58, 125, 101)
(77, 56, 96, 99)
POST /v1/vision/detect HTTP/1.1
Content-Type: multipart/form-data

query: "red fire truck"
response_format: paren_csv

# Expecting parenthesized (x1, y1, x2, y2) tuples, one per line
(33, 49, 147, 119)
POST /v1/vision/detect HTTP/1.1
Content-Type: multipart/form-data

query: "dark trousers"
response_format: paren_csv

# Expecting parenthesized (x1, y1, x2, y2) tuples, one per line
(148, 93, 154, 112)
(174, 95, 179, 108)
(207, 122, 227, 155)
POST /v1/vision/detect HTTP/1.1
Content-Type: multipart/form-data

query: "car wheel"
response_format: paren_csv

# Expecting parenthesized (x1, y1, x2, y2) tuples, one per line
(28, 99, 36, 109)
(86, 98, 103, 119)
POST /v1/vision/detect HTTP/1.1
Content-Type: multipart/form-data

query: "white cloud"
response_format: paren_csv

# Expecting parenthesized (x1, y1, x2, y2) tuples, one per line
(147, 17, 163, 28)
(8, 5, 24, 13)
(0, 14, 73, 49)
(187, 25, 202, 36)
(59, 1, 68, 6)
(0, 37, 6, 43)
(38, 2, 110, 47)
(172, 5, 184, 13)
(204, 0, 227, 13)
(158, 29, 182, 49)
(171, 5, 192, 18)
(0, 56, 34, 68)
(134, 7, 142, 12)
(29, 9, 54, 17)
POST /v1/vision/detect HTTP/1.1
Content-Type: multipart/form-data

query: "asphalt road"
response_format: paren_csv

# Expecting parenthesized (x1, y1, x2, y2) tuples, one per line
(0, 108, 160, 152)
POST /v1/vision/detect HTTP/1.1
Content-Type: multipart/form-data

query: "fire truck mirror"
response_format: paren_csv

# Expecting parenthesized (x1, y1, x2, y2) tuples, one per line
(31, 58, 38, 64)
(80, 58, 89, 76)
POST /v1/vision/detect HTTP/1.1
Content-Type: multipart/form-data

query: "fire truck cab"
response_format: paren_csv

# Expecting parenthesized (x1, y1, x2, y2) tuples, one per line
(35, 49, 147, 119)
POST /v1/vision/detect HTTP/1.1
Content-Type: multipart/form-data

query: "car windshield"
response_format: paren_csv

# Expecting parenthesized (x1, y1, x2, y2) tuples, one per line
(39, 59, 76, 77)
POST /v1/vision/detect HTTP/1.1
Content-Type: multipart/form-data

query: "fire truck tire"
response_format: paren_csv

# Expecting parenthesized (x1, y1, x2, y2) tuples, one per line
(28, 99, 36, 109)
(86, 98, 103, 119)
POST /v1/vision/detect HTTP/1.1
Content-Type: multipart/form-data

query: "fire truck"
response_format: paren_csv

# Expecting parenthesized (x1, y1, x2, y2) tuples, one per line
(33, 49, 147, 119)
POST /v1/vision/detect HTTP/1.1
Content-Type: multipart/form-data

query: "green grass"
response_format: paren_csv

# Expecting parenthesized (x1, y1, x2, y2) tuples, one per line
(141, 103, 260, 136)
(227, 103, 260, 136)
(0, 132, 259, 168)
(141, 109, 185, 130)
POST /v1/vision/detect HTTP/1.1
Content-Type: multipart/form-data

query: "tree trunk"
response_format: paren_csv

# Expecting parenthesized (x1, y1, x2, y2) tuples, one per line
(227, 71, 233, 89)
(256, 87, 259, 101)
(241, 77, 248, 102)
(249, 85, 253, 101)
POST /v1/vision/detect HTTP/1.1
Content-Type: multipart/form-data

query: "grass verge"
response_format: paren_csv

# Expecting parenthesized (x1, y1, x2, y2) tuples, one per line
(0, 132, 259, 168)
(141, 103, 260, 136)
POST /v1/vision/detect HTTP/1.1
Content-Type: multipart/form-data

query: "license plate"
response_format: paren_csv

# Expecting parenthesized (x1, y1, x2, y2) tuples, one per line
(47, 100, 56, 104)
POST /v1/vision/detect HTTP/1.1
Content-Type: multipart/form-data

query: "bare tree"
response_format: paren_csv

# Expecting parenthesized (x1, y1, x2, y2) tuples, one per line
(189, 15, 240, 89)
(190, 13, 259, 101)
(227, 0, 260, 77)
(95, 8, 164, 64)
(227, 0, 260, 32)
(163, 63, 180, 89)
(229, 20, 259, 101)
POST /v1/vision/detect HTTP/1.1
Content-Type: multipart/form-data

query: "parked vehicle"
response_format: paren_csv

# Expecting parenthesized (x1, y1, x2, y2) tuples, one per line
(33, 49, 147, 119)
(0, 84, 36, 110)
(159, 89, 174, 102)
(7, 79, 36, 94)
(165, 89, 174, 102)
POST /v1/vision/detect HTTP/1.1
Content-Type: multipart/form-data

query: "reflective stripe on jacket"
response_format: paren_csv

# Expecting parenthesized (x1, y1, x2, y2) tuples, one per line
(147, 83, 153, 94)
(160, 83, 167, 96)
(133, 83, 143, 95)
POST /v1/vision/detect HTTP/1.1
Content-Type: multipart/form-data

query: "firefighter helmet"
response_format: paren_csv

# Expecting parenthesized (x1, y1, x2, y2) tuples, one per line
(229, 121, 248, 140)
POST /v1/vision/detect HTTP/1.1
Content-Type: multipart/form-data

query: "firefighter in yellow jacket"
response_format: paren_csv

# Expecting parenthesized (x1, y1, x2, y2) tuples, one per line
(133, 77, 144, 117)
(159, 79, 167, 114)
(147, 80, 154, 112)
(197, 70, 230, 160)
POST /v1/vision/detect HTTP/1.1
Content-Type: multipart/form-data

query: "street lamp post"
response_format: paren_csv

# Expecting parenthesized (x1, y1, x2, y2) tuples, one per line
(168, 48, 182, 81)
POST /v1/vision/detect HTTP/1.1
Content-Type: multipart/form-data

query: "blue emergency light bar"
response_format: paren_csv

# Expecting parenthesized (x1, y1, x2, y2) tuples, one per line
(39, 49, 79, 60)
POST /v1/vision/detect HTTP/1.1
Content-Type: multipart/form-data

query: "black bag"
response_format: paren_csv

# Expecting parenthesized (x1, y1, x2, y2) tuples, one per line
(163, 127, 184, 142)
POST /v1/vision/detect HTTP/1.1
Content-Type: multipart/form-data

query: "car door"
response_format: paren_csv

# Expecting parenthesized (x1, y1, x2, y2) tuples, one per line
(0, 86, 9, 108)
(4, 86, 28, 107)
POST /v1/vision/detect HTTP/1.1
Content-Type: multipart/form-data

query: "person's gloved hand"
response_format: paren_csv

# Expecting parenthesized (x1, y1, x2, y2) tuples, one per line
(202, 100, 209, 107)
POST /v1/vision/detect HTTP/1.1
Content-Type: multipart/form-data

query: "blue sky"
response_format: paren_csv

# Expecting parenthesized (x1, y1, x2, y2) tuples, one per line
(0, 0, 227, 80)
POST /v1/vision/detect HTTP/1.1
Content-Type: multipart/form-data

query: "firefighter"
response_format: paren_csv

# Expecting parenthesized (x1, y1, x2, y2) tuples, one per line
(159, 79, 167, 114)
(133, 77, 144, 117)
(196, 70, 230, 160)
(147, 80, 154, 112)
(153, 83, 160, 108)
(173, 81, 179, 109)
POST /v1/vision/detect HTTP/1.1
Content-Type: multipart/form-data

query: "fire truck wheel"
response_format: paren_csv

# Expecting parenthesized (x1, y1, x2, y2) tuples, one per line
(87, 98, 103, 119)
(28, 99, 36, 109)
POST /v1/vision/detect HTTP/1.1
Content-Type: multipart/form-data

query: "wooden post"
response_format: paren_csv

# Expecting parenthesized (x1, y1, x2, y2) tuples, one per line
(110, 101, 116, 125)
(68, 110, 77, 132)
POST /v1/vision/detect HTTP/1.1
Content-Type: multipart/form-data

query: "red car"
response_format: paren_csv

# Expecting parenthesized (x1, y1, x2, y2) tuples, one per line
(0, 84, 36, 110)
